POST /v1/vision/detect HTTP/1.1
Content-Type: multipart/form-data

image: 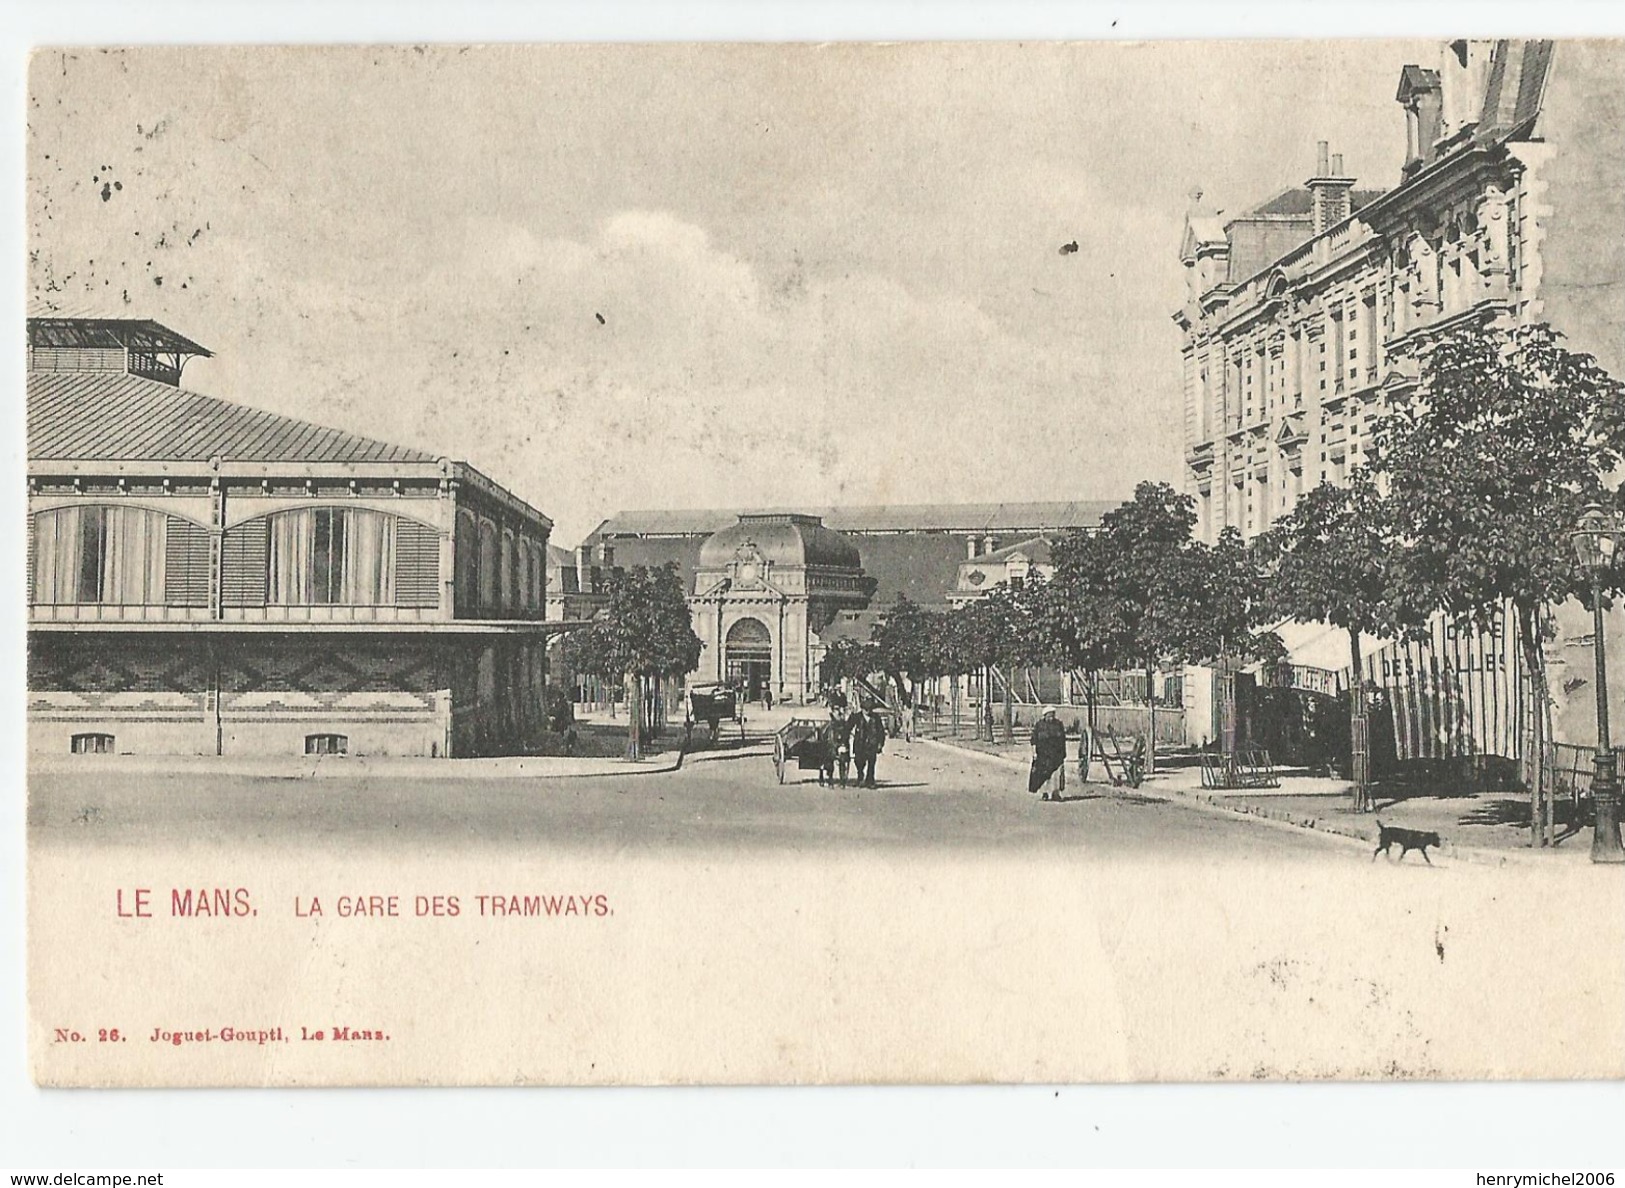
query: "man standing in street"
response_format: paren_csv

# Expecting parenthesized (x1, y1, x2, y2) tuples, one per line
(1029, 709, 1068, 801)
(819, 703, 853, 787)
(850, 704, 886, 788)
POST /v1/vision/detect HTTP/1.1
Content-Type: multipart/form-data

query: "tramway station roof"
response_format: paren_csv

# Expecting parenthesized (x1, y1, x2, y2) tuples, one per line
(27, 369, 437, 465)
(28, 315, 213, 356)
(594, 500, 1115, 539)
(697, 513, 862, 572)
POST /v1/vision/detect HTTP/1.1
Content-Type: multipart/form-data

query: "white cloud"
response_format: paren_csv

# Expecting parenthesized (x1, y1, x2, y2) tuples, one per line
(45, 43, 1408, 541)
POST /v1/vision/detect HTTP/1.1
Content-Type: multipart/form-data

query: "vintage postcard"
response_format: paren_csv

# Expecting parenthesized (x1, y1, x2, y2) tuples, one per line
(23, 40, 1625, 1088)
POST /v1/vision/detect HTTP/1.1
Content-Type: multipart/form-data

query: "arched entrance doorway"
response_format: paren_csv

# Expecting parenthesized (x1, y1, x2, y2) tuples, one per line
(725, 617, 773, 702)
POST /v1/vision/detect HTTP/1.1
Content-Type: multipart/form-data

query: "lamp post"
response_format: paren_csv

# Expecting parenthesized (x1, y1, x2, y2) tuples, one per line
(1570, 503, 1625, 863)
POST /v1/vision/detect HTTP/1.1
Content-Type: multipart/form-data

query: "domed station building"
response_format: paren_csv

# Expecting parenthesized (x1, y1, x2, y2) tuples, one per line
(688, 513, 874, 703)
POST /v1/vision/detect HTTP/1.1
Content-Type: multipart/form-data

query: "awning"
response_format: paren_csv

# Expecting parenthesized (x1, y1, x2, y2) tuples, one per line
(1251, 619, 1395, 686)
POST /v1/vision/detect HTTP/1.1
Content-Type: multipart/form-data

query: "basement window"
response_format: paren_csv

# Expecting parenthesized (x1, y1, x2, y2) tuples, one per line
(305, 733, 349, 756)
(70, 733, 115, 754)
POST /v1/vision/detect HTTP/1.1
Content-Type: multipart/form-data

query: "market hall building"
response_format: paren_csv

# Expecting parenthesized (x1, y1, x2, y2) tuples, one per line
(26, 315, 556, 758)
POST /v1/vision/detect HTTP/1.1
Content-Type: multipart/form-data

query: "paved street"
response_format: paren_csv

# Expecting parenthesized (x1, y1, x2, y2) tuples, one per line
(28, 723, 1625, 1085)
(29, 728, 1362, 857)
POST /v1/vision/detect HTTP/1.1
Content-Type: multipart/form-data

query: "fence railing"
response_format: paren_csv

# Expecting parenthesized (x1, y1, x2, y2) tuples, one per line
(913, 699, 1187, 748)
(985, 665, 1183, 710)
(1546, 741, 1623, 804)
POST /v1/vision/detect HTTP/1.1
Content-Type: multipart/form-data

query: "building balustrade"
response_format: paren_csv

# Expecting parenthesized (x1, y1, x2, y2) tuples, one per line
(220, 604, 450, 624)
(25, 601, 549, 625)
(29, 603, 214, 624)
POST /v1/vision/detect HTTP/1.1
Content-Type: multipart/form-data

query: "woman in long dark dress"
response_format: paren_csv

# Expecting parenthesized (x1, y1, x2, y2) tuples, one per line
(1028, 710, 1068, 801)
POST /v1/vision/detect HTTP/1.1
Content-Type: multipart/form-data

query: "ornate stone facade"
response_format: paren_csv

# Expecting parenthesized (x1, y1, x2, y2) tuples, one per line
(688, 513, 873, 703)
(1173, 39, 1625, 759)
(1177, 40, 1623, 548)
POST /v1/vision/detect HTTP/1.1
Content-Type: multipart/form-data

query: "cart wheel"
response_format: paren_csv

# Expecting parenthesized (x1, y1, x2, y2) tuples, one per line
(774, 735, 787, 784)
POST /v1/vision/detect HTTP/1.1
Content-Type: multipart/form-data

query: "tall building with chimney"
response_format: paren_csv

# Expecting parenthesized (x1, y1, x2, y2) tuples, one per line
(1174, 40, 1625, 757)
(1177, 39, 1624, 546)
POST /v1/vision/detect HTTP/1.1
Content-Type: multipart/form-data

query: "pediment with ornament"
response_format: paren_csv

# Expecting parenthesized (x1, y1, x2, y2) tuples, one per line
(1274, 414, 1308, 449)
(730, 542, 771, 589)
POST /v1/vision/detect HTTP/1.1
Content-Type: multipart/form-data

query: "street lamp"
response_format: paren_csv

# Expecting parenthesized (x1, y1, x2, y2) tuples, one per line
(1570, 503, 1625, 863)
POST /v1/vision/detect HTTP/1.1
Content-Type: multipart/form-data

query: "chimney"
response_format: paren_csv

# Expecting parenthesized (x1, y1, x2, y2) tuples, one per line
(1439, 40, 1494, 141)
(1306, 140, 1355, 236)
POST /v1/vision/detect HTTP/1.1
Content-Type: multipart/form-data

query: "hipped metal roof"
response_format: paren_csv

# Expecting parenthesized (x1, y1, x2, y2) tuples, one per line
(27, 369, 437, 465)
(594, 501, 1117, 539)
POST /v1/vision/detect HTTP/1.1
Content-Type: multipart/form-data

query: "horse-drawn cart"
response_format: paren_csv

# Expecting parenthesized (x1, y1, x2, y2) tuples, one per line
(686, 683, 743, 744)
(773, 717, 834, 785)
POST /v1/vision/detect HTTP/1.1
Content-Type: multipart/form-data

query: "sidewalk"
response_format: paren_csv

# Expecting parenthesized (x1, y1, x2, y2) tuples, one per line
(29, 750, 683, 781)
(1157, 765, 1601, 866)
(915, 732, 1591, 866)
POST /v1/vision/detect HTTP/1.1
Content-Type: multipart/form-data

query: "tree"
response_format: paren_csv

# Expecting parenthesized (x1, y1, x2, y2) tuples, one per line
(1256, 476, 1407, 809)
(1372, 321, 1625, 843)
(1178, 527, 1285, 671)
(870, 595, 933, 708)
(1039, 530, 1133, 731)
(557, 621, 617, 702)
(820, 638, 882, 693)
(955, 579, 1049, 741)
(920, 607, 964, 733)
(1150, 527, 1287, 770)
(560, 564, 702, 759)
(927, 606, 978, 736)
(1093, 481, 1202, 771)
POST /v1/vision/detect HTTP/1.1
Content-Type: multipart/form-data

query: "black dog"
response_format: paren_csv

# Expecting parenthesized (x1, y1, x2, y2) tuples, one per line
(1373, 820, 1441, 865)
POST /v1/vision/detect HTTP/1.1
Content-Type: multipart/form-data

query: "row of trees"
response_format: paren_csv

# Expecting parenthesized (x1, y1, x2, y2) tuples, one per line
(824, 323, 1625, 830)
(820, 482, 1284, 770)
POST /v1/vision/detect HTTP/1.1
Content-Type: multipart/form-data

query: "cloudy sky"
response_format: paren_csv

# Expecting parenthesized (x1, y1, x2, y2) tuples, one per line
(29, 41, 1433, 543)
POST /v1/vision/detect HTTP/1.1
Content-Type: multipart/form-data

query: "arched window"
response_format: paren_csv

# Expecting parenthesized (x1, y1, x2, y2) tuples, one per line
(455, 510, 478, 612)
(32, 505, 168, 605)
(516, 539, 531, 610)
(267, 507, 396, 605)
(501, 529, 516, 610)
(478, 520, 498, 609)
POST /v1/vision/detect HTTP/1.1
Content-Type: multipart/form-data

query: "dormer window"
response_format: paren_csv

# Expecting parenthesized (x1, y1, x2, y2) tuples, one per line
(1396, 64, 1443, 169)
(1438, 39, 1493, 143)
